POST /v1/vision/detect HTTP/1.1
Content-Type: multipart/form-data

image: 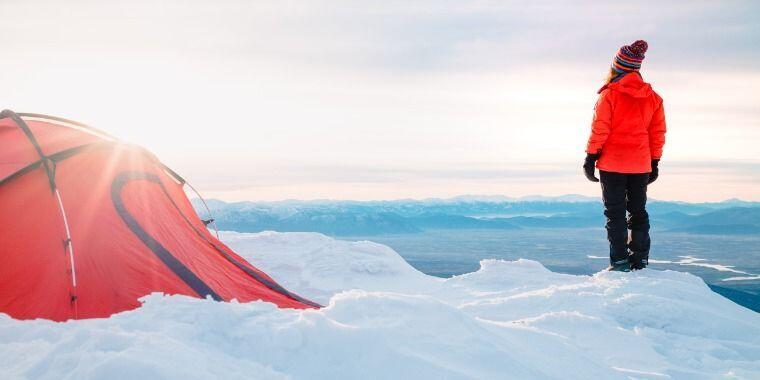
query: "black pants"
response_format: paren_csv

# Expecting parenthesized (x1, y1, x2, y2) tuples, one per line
(600, 171, 650, 265)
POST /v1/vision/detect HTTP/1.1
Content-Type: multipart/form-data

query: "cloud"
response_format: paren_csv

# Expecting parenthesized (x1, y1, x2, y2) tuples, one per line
(1, 1, 758, 201)
(2, 1, 758, 71)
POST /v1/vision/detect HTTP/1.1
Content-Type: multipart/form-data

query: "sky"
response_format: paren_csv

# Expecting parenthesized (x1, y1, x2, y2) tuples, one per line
(1, 0, 759, 202)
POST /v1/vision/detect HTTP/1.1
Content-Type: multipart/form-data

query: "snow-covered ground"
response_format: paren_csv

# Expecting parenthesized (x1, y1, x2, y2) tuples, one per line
(2, 231, 760, 379)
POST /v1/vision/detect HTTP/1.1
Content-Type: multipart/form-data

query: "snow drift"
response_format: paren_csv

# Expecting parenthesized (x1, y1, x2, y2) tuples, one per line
(2, 231, 759, 379)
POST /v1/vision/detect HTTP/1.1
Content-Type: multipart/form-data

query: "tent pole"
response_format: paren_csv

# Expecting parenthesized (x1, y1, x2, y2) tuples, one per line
(1, 109, 79, 318)
(55, 188, 79, 319)
(185, 181, 220, 240)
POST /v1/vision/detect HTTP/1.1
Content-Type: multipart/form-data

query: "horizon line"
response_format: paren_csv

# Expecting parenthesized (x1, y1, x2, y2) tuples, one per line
(191, 194, 759, 205)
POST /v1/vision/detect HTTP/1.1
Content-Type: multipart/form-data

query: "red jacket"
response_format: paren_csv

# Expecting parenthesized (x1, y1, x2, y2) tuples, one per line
(586, 73, 666, 173)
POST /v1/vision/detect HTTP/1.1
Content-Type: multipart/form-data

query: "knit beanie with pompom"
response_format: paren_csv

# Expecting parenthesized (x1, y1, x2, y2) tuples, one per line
(612, 40, 648, 74)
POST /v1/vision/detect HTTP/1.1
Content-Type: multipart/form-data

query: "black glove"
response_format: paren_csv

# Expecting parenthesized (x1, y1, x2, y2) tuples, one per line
(583, 153, 600, 182)
(648, 159, 660, 184)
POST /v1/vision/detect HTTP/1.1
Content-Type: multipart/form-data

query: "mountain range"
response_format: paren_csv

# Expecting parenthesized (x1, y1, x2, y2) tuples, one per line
(193, 196, 760, 236)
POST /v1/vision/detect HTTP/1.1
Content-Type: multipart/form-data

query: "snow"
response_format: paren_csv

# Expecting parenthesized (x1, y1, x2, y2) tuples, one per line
(2, 231, 760, 379)
(588, 254, 760, 280)
(723, 275, 760, 282)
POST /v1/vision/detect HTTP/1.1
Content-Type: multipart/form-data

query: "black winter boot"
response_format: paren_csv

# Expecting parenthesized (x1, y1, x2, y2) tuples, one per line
(606, 259, 631, 272)
(629, 253, 648, 271)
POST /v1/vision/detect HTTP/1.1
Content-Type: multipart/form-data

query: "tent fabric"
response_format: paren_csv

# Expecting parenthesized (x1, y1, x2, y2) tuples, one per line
(0, 111, 319, 321)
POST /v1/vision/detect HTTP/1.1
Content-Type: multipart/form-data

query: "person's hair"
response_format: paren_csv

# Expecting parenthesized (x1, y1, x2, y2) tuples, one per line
(604, 68, 619, 85)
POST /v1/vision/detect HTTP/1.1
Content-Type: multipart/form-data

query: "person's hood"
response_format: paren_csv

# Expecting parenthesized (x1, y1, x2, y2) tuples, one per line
(598, 73, 653, 98)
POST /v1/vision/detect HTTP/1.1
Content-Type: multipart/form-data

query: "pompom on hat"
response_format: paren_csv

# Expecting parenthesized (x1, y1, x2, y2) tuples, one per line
(612, 40, 648, 74)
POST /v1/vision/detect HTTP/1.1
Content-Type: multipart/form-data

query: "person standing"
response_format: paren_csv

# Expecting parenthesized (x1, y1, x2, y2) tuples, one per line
(583, 40, 667, 272)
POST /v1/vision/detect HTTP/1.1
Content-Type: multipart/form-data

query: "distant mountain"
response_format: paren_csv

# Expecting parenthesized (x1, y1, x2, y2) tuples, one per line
(682, 207, 760, 226)
(420, 194, 599, 203)
(653, 211, 694, 224)
(192, 197, 760, 236)
(408, 214, 519, 230)
(713, 198, 760, 208)
(446, 195, 515, 203)
(500, 215, 603, 228)
(664, 207, 760, 235)
(513, 194, 599, 203)
(212, 208, 420, 235)
(647, 202, 719, 216)
(667, 224, 760, 235)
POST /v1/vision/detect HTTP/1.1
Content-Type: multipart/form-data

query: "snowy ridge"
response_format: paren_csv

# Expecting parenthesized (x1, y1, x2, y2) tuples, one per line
(2, 231, 759, 379)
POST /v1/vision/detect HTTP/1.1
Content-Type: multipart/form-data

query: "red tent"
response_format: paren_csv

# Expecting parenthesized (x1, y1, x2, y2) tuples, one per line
(0, 110, 319, 321)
